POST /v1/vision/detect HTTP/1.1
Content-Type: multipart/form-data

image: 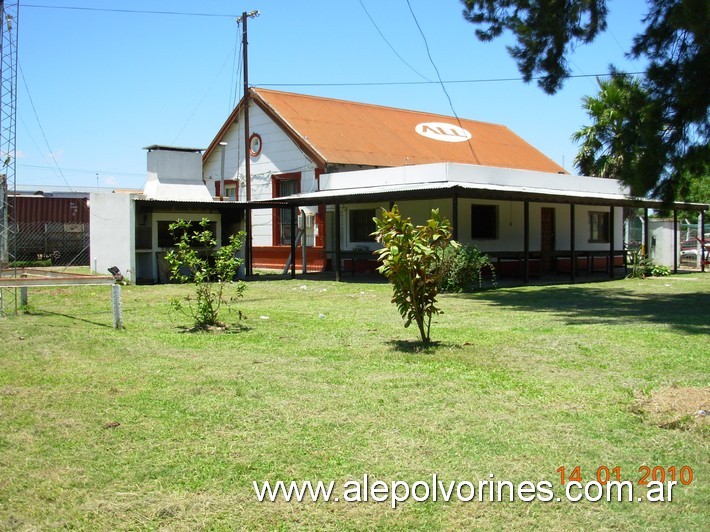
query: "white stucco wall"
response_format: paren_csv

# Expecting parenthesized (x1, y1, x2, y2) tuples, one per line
(144, 148, 212, 201)
(202, 103, 318, 202)
(90, 192, 135, 281)
(203, 103, 320, 248)
(649, 220, 678, 267)
(334, 200, 625, 254)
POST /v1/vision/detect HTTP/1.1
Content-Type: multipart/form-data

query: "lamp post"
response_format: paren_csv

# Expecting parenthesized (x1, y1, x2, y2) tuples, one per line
(219, 141, 227, 201)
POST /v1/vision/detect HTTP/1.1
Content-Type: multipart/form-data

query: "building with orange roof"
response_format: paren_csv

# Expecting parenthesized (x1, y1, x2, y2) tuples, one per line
(202, 88, 706, 278)
(89, 89, 706, 285)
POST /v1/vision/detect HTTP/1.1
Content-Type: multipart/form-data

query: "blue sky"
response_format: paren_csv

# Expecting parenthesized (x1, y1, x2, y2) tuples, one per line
(15, 0, 649, 191)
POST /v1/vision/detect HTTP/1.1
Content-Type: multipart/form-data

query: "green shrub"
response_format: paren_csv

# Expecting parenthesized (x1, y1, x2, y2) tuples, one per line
(164, 218, 246, 331)
(439, 243, 497, 292)
(626, 247, 671, 279)
(8, 259, 52, 268)
(373, 206, 456, 344)
(649, 264, 671, 277)
(626, 247, 653, 279)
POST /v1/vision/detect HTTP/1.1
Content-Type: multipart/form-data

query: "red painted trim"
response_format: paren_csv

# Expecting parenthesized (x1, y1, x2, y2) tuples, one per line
(252, 245, 327, 272)
(271, 172, 301, 246)
(249, 133, 262, 157)
(316, 205, 326, 248)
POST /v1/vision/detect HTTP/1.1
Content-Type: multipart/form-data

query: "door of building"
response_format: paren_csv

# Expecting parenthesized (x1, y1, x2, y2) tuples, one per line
(540, 207, 556, 273)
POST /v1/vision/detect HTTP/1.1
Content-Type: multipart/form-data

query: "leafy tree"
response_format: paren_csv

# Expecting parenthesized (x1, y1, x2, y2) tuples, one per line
(373, 206, 457, 344)
(677, 170, 710, 222)
(571, 74, 665, 194)
(164, 218, 246, 331)
(461, 0, 608, 94)
(460, 0, 709, 203)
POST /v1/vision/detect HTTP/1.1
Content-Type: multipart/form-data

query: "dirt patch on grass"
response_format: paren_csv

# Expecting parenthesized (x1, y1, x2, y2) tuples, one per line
(633, 386, 709, 432)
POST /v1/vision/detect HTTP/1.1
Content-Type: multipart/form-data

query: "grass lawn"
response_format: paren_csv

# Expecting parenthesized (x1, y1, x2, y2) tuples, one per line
(0, 273, 708, 529)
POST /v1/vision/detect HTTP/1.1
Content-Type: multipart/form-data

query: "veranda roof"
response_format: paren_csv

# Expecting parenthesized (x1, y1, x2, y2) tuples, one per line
(260, 163, 708, 212)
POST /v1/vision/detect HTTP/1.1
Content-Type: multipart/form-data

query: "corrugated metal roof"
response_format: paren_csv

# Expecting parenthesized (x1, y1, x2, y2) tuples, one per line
(255, 89, 566, 172)
(144, 145, 204, 153)
(205, 88, 567, 174)
(264, 180, 707, 210)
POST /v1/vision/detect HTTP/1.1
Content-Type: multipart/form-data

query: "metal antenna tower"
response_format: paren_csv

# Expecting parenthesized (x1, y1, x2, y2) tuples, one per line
(0, 0, 19, 315)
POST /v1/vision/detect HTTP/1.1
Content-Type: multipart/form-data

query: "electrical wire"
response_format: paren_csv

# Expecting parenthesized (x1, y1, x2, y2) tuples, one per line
(256, 71, 645, 88)
(229, 22, 243, 113)
(23, 4, 239, 18)
(357, 0, 431, 82)
(404, 0, 479, 164)
(19, 64, 76, 193)
(18, 163, 144, 178)
(171, 46, 236, 145)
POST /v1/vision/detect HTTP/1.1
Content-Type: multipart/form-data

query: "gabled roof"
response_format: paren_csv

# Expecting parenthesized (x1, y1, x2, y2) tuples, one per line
(204, 88, 566, 173)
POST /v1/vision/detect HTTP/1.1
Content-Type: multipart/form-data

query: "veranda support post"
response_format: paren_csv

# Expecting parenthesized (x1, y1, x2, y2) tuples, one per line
(673, 209, 678, 273)
(569, 203, 576, 282)
(609, 205, 615, 279)
(701, 210, 706, 273)
(290, 206, 296, 279)
(644, 208, 650, 259)
(334, 204, 342, 282)
(523, 201, 529, 283)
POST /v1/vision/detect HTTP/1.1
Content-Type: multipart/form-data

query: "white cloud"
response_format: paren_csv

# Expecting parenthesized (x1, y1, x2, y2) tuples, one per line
(46, 149, 64, 162)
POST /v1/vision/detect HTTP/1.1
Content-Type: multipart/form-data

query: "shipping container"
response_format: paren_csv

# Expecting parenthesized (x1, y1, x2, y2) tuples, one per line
(9, 195, 90, 224)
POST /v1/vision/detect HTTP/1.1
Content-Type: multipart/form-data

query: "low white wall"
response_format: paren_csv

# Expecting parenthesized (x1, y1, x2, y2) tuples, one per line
(90, 193, 135, 281)
(649, 220, 677, 267)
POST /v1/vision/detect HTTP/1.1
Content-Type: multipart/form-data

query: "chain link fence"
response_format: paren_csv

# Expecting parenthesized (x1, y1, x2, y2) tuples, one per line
(10, 221, 90, 267)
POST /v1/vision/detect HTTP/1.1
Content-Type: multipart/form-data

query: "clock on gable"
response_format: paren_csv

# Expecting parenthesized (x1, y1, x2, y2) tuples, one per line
(249, 133, 262, 157)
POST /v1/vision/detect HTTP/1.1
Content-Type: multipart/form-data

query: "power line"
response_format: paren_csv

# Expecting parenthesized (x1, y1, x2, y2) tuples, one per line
(357, 0, 431, 82)
(256, 71, 646, 88)
(18, 64, 75, 192)
(18, 163, 143, 177)
(229, 21, 244, 112)
(171, 45, 237, 145)
(405, 0, 475, 161)
(23, 4, 239, 18)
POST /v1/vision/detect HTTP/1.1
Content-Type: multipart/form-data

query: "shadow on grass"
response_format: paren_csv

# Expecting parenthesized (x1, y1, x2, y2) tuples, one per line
(462, 284, 710, 335)
(386, 339, 444, 353)
(175, 322, 253, 334)
(23, 309, 114, 329)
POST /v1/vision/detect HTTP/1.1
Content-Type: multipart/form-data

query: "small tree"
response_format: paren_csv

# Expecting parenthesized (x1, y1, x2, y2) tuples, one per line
(373, 206, 457, 344)
(164, 218, 246, 330)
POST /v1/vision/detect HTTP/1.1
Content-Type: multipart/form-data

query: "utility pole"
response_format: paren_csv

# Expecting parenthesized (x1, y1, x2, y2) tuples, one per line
(239, 10, 258, 276)
(0, 1, 19, 315)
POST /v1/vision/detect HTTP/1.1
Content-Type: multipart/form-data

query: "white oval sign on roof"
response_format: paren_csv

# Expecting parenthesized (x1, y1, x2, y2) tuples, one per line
(415, 122, 472, 143)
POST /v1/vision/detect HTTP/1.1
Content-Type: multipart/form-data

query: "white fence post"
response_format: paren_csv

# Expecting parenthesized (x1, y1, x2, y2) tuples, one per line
(112, 284, 123, 329)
